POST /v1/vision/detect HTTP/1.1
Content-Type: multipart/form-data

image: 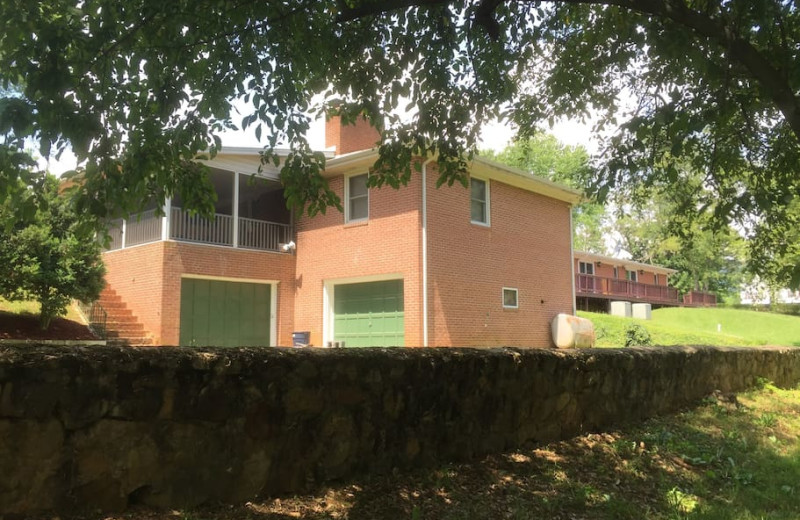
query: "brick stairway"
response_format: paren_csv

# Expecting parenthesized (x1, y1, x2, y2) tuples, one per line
(96, 288, 153, 346)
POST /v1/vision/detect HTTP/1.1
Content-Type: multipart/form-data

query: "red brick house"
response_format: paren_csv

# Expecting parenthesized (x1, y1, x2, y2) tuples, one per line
(573, 251, 717, 310)
(99, 119, 581, 347)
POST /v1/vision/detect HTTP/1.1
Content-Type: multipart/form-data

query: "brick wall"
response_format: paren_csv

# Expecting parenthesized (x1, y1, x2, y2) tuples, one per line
(427, 165, 574, 347)
(103, 242, 296, 346)
(294, 174, 423, 346)
(102, 242, 167, 343)
(160, 242, 296, 346)
(325, 116, 381, 155)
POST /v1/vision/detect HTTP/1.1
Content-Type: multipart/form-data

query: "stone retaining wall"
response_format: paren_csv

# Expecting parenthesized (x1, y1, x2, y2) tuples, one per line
(1, 345, 799, 514)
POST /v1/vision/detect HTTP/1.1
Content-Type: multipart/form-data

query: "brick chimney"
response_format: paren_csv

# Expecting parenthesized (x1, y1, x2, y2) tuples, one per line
(325, 115, 381, 156)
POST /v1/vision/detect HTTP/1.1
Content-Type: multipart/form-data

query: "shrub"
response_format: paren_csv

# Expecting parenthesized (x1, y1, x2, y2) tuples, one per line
(0, 176, 105, 329)
(625, 323, 652, 347)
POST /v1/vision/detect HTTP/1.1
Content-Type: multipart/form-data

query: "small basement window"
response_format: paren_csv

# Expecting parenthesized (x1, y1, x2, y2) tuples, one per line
(502, 287, 519, 309)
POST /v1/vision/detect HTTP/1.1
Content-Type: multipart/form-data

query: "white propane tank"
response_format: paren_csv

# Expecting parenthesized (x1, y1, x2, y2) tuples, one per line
(551, 313, 596, 348)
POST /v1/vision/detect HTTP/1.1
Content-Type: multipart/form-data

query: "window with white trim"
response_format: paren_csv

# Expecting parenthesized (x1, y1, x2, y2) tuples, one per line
(579, 261, 594, 275)
(345, 173, 369, 223)
(626, 270, 638, 282)
(502, 287, 519, 309)
(470, 178, 489, 225)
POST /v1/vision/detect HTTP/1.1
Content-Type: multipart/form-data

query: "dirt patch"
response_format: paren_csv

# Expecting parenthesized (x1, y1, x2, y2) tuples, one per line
(0, 311, 97, 340)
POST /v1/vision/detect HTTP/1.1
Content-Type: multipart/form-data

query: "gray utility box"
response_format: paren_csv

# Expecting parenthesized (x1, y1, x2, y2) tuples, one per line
(610, 301, 632, 318)
(632, 303, 652, 320)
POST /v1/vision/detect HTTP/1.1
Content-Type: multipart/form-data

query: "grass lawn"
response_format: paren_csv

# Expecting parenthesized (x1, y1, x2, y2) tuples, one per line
(0, 297, 84, 323)
(580, 307, 800, 348)
(54, 382, 800, 520)
(653, 307, 800, 347)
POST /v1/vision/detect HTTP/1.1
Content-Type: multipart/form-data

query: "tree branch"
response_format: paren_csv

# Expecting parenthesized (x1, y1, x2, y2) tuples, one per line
(336, 0, 800, 140)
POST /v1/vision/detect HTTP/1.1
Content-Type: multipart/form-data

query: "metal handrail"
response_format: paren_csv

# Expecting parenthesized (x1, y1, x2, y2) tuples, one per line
(77, 300, 108, 340)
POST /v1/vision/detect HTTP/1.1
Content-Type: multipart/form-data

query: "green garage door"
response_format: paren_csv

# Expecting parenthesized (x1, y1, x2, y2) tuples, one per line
(334, 279, 404, 347)
(180, 279, 271, 347)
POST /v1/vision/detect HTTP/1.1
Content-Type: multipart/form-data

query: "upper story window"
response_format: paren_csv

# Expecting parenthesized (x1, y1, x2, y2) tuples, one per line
(345, 173, 369, 223)
(470, 178, 490, 226)
(626, 270, 638, 282)
(579, 261, 594, 275)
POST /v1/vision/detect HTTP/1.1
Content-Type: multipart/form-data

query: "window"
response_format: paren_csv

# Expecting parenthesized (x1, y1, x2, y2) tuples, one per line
(502, 287, 519, 309)
(470, 178, 489, 225)
(613, 267, 619, 279)
(626, 270, 638, 282)
(346, 173, 368, 222)
(579, 261, 594, 275)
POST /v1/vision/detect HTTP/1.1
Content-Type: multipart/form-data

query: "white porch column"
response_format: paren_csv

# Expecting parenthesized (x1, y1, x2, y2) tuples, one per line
(232, 172, 240, 248)
(121, 219, 127, 249)
(162, 197, 172, 241)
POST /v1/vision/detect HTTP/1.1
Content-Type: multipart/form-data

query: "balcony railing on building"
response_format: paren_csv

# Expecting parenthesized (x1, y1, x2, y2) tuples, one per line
(575, 273, 680, 304)
(105, 207, 292, 253)
(103, 168, 292, 254)
(682, 290, 717, 307)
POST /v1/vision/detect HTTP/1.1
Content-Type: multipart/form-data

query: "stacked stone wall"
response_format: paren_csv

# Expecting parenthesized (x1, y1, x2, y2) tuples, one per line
(1, 345, 798, 514)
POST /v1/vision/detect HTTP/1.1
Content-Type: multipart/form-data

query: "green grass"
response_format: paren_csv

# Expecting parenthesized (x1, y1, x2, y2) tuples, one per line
(0, 297, 84, 323)
(580, 307, 800, 348)
(652, 307, 800, 347)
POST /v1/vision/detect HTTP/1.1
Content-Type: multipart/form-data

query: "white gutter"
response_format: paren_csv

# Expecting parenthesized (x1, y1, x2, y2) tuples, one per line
(570, 210, 576, 315)
(421, 157, 435, 347)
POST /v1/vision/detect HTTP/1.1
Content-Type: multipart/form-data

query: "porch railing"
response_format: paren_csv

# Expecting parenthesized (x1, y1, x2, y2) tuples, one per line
(575, 273, 680, 304)
(683, 291, 717, 306)
(125, 209, 162, 246)
(170, 207, 234, 246)
(239, 216, 292, 251)
(102, 206, 292, 253)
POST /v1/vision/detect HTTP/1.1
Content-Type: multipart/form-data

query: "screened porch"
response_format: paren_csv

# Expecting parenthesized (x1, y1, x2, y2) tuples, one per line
(105, 169, 292, 253)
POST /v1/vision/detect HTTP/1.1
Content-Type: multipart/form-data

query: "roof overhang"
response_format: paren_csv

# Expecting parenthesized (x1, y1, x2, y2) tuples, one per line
(324, 149, 583, 205)
(202, 147, 583, 205)
(574, 251, 678, 275)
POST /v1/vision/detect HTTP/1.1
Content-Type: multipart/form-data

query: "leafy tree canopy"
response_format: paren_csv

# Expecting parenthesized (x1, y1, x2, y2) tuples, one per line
(612, 175, 748, 302)
(0, 0, 798, 282)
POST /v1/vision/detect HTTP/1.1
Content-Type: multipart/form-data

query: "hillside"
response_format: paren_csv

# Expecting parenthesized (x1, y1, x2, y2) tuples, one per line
(579, 307, 800, 348)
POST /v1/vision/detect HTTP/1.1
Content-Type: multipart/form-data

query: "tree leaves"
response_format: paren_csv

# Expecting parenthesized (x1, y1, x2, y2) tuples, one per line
(0, 0, 797, 282)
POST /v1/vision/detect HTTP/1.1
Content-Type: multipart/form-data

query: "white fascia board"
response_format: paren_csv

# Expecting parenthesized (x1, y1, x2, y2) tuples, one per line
(470, 156, 583, 205)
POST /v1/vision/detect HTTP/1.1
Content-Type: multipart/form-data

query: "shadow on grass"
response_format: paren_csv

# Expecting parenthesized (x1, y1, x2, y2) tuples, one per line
(236, 390, 800, 520)
(57, 387, 800, 520)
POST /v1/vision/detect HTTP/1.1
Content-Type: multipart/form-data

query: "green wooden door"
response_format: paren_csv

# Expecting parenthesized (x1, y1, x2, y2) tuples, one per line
(180, 279, 271, 347)
(333, 279, 404, 347)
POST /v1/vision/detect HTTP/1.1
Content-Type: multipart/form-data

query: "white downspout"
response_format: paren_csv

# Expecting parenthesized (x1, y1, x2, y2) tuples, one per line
(421, 158, 435, 347)
(570, 209, 576, 315)
(232, 172, 240, 248)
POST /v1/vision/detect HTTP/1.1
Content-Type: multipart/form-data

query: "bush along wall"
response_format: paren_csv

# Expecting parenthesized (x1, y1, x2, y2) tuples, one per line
(1, 344, 799, 514)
